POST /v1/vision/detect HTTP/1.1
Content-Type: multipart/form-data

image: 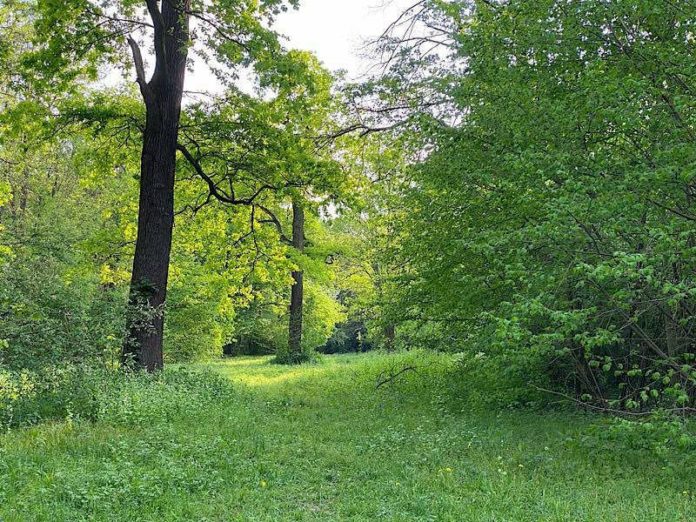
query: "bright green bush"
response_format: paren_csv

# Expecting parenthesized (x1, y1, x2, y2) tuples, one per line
(0, 364, 235, 431)
(373, 0, 696, 413)
(599, 415, 696, 455)
(0, 365, 104, 430)
(447, 350, 551, 411)
(581, 412, 696, 475)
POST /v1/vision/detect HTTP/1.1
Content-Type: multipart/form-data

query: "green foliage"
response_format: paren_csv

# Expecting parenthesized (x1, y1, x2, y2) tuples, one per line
(6, 0, 347, 367)
(0, 362, 234, 431)
(94, 367, 236, 428)
(318, 320, 373, 354)
(0, 130, 129, 368)
(0, 364, 105, 430)
(0, 78, 351, 366)
(2, 0, 696, 517)
(368, 0, 696, 413)
(447, 350, 550, 411)
(3, 0, 694, 436)
(588, 414, 696, 458)
(21, 0, 299, 94)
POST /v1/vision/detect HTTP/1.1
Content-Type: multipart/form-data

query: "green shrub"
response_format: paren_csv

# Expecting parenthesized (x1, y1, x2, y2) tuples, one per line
(95, 368, 235, 427)
(579, 412, 696, 476)
(447, 349, 551, 411)
(589, 414, 696, 456)
(0, 231, 126, 370)
(0, 365, 105, 430)
(0, 364, 235, 431)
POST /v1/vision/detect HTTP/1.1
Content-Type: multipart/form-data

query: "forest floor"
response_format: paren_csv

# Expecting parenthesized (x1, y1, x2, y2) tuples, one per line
(1, 351, 694, 521)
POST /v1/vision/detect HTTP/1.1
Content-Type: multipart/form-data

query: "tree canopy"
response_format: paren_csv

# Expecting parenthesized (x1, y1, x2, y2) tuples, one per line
(1, 0, 695, 413)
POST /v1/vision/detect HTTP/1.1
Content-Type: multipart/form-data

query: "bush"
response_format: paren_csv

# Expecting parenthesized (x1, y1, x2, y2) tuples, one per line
(95, 367, 235, 427)
(0, 364, 235, 431)
(0, 210, 126, 370)
(581, 413, 696, 474)
(0, 364, 105, 430)
(447, 348, 552, 411)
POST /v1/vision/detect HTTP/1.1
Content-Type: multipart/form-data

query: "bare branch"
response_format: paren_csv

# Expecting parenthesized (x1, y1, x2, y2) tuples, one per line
(376, 366, 418, 389)
(178, 143, 237, 203)
(532, 386, 696, 417)
(127, 36, 151, 99)
(648, 198, 696, 222)
(186, 9, 252, 53)
(85, 7, 154, 29)
(257, 204, 292, 244)
(177, 143, 279, 207)
(145, 0, 168, 78)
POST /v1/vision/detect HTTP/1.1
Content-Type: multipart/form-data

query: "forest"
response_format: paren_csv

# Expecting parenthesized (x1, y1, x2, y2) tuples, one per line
(1, 0, 695, 520)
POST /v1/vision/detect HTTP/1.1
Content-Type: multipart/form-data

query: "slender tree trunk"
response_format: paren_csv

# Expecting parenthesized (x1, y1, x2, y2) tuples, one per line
(122, 0, 190, 372)
(287, 199, 305, 359)
(384, 323, 396, 351)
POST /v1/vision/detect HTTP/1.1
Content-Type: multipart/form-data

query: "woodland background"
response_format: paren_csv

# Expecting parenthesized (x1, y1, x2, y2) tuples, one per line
(1, 0, 695, 429)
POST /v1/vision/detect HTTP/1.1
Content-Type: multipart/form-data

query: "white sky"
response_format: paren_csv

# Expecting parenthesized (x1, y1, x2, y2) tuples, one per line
(183, 0, 413, 93)
(275, 0, 411, 76)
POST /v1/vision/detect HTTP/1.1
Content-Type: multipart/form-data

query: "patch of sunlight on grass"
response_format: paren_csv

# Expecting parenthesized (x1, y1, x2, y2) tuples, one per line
(227, 367, 329, 389)
(202, 356, 344, 397)
(215, 355, 275, 368)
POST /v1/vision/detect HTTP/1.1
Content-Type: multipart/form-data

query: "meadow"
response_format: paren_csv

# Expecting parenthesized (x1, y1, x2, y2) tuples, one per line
(1, 351, 694, 521)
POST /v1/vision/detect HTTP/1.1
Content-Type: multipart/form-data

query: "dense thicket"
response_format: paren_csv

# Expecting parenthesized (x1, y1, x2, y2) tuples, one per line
(368, 0, 696, 412)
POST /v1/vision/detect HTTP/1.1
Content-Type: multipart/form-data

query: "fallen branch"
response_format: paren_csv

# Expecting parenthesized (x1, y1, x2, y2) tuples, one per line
(376, 366, 418, 389)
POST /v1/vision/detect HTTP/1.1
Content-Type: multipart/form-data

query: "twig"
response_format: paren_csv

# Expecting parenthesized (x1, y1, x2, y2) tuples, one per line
(532, 385, 696, 417)
(376, 366, 418, 389)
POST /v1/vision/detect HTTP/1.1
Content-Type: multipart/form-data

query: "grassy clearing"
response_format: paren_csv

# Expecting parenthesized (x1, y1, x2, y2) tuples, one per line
(1, 351, 694, 521)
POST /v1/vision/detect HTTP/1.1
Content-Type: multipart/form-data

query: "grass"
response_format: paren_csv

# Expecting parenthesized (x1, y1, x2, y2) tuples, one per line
(1, 350, 695, 521)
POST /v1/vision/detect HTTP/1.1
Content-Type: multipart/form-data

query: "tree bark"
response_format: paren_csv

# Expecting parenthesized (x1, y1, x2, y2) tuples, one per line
(384, 323, 396, 352)
(122, 0, 190, 372)
(287, 199, 305, 359)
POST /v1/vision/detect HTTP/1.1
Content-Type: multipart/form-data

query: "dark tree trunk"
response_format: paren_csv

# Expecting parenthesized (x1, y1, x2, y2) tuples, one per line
(384, 323, 396, 351)
(287, 200, 305, 359)
(121, 0, 190, 372)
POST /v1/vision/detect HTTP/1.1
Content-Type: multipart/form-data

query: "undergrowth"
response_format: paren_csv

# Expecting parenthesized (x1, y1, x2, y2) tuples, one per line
(1, 351, 694, 521)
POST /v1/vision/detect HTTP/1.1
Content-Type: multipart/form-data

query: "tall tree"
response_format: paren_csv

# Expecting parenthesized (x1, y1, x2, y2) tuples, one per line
(22, 0, 298, 370)
(175, 51, 350, 362)
(122, 0, 190, 370)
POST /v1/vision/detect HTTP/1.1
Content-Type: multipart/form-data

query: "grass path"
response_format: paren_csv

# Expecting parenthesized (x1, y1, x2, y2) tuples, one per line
(1, 352, 694, 520)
